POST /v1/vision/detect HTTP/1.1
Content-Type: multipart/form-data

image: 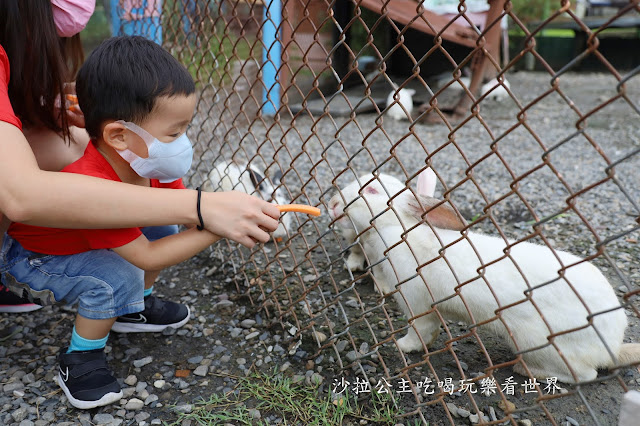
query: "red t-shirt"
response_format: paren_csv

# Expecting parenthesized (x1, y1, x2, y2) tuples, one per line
(8, 142, 186, 255)
(0, 44, 22, 130)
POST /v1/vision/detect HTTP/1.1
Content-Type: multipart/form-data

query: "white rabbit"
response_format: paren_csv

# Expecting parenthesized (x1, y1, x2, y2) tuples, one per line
(329, 169, 640, 384)
(480, 77, 511, 101)
(386, 87, 416, 121)
(203, 161, 291, 240)
(336, 174, 406, 272)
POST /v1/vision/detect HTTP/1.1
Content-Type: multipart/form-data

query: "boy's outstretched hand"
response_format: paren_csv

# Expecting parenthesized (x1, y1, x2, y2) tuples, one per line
(200, 191, 280, 248)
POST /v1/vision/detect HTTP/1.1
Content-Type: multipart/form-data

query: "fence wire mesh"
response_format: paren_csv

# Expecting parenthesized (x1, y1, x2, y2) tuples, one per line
(125, 0, 640, 423)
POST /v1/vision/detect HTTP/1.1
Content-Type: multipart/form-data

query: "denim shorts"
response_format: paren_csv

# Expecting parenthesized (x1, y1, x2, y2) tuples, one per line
(0, 226, 178, 320)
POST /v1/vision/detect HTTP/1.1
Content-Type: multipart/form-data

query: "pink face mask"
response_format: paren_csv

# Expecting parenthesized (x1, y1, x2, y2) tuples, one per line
(51, 0, 95, 38)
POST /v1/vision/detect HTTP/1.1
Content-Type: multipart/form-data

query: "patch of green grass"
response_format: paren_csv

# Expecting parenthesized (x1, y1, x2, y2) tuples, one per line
(471, 212, 483, 223)
(168, 370, 417, 425)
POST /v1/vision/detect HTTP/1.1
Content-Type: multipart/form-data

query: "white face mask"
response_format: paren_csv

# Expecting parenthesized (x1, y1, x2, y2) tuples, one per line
(116, 121, 193, 183)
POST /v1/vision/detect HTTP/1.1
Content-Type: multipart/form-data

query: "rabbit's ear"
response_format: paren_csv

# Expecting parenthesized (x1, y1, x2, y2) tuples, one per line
(364, 185, 379, 195)
(406, 195, 466, 231)
(417, 168, 437, 197)
(248, 167, 264, 190)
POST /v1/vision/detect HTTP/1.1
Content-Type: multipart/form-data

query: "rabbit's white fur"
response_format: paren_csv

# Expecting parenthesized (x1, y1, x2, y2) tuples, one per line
(335, 174, 406, 272)
(386, 88, 416, 121)
(329, 170, 639, 383)
(480, 78, 511, 101)
(435, 75, 511, 101)
(203, 161, 291, 239)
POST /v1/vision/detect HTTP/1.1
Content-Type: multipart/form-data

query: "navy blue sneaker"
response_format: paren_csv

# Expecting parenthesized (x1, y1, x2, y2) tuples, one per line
(58, 349, 123, 409)
(111, 294, 190, 333)
(0, 284, 42, 313)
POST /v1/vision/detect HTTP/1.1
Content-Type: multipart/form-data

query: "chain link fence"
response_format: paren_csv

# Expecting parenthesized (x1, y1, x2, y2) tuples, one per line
(121, 0, 639, 423)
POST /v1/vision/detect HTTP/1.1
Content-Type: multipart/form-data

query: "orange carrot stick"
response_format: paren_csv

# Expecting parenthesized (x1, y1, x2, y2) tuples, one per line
(277, 204, 321, 217)
(65, 94, 81, 113)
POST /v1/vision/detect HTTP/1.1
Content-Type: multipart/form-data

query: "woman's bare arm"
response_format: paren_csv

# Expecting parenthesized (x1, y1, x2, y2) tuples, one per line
(0, 121, 280, 247)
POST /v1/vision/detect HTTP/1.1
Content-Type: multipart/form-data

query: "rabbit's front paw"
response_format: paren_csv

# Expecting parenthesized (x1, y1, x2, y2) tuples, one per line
(346, 252, 366, 272)
(397, 333, 424, 353)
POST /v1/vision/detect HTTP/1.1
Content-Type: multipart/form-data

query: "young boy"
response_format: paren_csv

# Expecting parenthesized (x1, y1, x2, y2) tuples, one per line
(1, 36, 277, 409)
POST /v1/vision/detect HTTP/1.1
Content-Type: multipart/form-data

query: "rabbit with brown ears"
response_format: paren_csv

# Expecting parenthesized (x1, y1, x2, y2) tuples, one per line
(328, 169, 640, 384)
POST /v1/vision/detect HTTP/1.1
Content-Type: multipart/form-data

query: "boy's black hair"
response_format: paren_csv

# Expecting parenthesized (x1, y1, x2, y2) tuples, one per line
(76, 36, 196, 140)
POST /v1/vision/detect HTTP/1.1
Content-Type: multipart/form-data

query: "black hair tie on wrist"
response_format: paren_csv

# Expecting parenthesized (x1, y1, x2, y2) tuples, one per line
(196, 186, 205, 231)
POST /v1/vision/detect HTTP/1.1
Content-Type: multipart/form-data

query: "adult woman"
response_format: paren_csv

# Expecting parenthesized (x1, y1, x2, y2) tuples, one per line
(0, 0, 279, 311)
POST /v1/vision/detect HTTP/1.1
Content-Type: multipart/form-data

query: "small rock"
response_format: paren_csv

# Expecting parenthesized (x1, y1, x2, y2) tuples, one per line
(565, 416, 579, 426)
(335, 340, 348, 353)
(457, 407, 471, 418)
(489, 406, 497, 421)
(498, 400, 516, 413)
(133, 357, 153, 368)
(345, 299, 360, 309)
(187, 356, 203, 364)
(153, 380, 165, 389)
(124, 398, 144, 410)
(122, 387, 136, 398)
(236, 358, 246, 366)
(11, 407, 28, 422)
(469, 413, 479, 423)
(245, 331, 260, 340)
(134, 412, 150, 423)
(248, 409, 261, 419)
(240, 319, 256, 329)
(145, 394, 159, 405)
(4, 382, 25, 392)
(313, 331, 327, 344)
(193, 365, 208, 377)
(213, 300, 234, 310)
(446, 402, 460, 418)
(174, 404, 193, 414)
(93, 413, 115, 425)
(308, 373, 323, 386)
(124, 375, 138, 386)
(517, 420, 532, 426)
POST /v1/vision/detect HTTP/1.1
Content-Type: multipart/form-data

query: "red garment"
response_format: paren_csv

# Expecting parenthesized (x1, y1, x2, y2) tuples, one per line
(8, 142, 186, 255)
(0, 44, 22, 130)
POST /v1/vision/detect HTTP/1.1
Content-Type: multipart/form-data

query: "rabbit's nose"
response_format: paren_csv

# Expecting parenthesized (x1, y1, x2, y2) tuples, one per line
(328, 200, 340, 218)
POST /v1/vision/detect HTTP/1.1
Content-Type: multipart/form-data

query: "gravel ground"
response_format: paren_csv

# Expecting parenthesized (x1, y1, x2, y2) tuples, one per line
(2, 70, 639, 425)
